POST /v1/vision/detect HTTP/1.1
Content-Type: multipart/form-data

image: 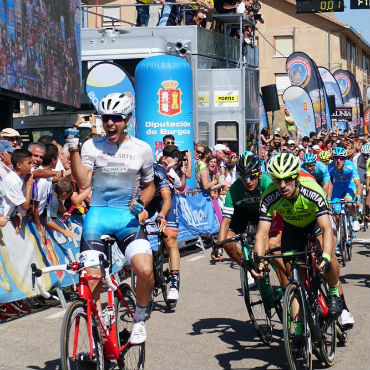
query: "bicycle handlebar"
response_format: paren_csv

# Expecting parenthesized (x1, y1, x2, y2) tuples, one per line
(215, 233, 249, 247)
(329, 199, 356, 204)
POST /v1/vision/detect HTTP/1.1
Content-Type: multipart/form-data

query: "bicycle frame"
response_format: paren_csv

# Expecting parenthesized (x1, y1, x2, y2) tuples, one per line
(31, 256, 135, 363)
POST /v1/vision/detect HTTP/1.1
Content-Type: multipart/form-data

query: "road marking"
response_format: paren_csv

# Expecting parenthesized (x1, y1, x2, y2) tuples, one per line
(354, 238, 369, 244)
(187, 255, 205, 262)
(46, 309, 66, 319)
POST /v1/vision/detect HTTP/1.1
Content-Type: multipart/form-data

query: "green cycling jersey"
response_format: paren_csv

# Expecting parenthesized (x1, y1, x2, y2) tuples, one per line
(223, 173, 272, 219)
(366, 157, 370, 177)
(259, 176, 329, 228)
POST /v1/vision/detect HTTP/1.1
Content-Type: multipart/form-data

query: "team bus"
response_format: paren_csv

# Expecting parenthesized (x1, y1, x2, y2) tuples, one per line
(13, 3, 260, 155)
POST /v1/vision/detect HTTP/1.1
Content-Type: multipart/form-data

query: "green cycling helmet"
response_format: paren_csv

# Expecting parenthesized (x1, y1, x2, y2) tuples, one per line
(268, 152, 300, 179)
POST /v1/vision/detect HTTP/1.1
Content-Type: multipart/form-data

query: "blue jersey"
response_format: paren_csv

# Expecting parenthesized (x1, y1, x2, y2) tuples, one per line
(328, 160, 359, 192)
(314, 161, 330, 185)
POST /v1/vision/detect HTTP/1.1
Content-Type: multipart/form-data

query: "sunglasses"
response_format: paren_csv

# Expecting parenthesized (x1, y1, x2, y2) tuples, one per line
(4, 136, 19, 141)
(333, 156, 346, 161)
(305, 163, 316, 168)
(242, 172, 260, 181)
(322, 160, 330, 164)
(165, 141, 174, 145)
(101, 114, 124, 123)
(273, 175, 297, 184)
(196, 150, 204, 155)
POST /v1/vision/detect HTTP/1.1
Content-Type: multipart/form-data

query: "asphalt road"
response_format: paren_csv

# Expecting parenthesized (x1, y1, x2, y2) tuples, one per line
(1, 230, 369, 370)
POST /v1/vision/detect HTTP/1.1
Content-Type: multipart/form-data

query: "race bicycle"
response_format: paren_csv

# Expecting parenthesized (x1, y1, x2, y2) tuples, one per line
(131, 222, 175, 319)
(215, 225, 283, 346)
(258, 238, 336, 370)
(330, 199, 356, 266)
(31, 234, 145, 370)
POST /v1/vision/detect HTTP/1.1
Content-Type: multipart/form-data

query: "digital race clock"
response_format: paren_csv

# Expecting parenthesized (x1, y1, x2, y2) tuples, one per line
(296, 0, 344, 13)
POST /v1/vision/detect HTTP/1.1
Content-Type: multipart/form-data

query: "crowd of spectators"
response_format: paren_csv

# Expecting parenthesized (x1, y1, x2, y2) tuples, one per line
(135, 0, 263, 40)
(0, 125, 91, 245)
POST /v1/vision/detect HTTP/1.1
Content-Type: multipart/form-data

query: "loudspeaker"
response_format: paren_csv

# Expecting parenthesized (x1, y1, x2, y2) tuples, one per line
(261, 84, 280, 112)
(327, 95, 336, 115)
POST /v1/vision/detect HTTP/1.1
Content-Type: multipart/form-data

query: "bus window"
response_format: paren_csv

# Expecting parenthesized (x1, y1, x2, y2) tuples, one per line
(215, 121, 238, 154)
(198, 121, 209, 145)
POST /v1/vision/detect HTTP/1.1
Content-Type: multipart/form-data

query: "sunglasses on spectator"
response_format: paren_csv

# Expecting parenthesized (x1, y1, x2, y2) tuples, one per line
(4, 136, 19, 141)
(101, 114, 125, 123)
(242, 172, 260, 181)
(196, 150, 204, 155)
(273, 175, 297, 184)
(165, 141, 174, 145)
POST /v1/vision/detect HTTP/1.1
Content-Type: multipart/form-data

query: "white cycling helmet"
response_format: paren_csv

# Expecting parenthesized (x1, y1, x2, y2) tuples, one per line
(98, 93, 134, 118)
(360, 143, 370, 155)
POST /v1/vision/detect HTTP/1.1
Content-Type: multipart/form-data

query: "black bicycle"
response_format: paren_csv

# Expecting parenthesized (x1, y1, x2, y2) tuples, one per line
(216, 227, 283, 346)
(131, 222, 175, 319)
(258, 239, 336, 370)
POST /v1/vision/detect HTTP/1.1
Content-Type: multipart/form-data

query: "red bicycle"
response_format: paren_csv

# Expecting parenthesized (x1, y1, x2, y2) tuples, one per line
(31, 235, 145, 370)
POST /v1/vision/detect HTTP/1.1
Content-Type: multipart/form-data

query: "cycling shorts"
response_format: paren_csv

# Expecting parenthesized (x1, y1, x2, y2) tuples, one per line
(80, 207, 152, 264)
(331, 187, 355, 214)
(147, 193, 179, 231)
(281, 216, 336, 253)
(229, 207, 259, 234)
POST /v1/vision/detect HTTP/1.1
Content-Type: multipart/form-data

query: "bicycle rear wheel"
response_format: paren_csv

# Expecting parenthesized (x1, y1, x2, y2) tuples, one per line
(115, 283, 145, 370)
(345, 217, 353, 261)
(318, 279, 336, 367)
(240, 266, 272, 346)
(60, 300, 104, 370)
(283, 284, 312, 370)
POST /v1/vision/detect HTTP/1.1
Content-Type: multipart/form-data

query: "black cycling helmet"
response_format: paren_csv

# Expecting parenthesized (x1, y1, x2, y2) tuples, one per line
(236, 153, 261, 175)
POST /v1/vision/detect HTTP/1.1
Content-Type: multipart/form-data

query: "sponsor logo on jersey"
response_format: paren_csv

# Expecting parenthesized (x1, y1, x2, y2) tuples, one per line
(260, 191, 280, 214)
(300, 186, 324, 207)
(158, 80, 182, 116)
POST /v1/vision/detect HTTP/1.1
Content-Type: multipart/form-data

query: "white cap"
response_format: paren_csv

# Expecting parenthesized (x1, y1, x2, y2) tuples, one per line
(213, 144, 230, 152)
(312, 145, 321, 151)
(0, 127, 20, 137)
(287, 140, 295, 145)
(298, 144, 305, 150)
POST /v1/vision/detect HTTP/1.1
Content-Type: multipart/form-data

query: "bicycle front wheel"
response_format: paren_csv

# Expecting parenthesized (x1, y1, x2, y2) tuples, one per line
(60, 300, 104, 370)
(115, 283, 145, 370)
(283, 284, 312, 370)
(345, 216, 353, 261)
(338, 215, 347, 267)
(318, 279, 336, 367)
(240, 266, 272, 346)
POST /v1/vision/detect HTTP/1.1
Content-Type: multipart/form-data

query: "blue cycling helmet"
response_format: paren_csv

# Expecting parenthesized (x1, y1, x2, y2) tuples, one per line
(302, 153, 317, 164)
(332, 147, 347, 157)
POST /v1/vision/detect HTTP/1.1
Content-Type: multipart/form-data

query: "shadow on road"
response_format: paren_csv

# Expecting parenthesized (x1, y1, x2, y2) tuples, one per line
(340, 273, 370, 288)
(27, 358, 60, 370)
(189, 317, 287, 369)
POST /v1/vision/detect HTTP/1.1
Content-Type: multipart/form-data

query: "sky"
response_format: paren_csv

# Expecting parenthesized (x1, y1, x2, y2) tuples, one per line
(335, 0, 370, 43)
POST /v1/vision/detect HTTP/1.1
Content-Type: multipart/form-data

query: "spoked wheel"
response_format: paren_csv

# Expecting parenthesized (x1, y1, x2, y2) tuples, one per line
(338, 216, 347, 267)
(240, 266, 272, 346)
(345, 218, 353, 262)
(60, 300, 104, 370)
(317, 280, 336, 367)
(269, 267, 284, 322)
(283, 284, 312, 370)
(115, 283, 145, 370)
(154, 249, 176, 310)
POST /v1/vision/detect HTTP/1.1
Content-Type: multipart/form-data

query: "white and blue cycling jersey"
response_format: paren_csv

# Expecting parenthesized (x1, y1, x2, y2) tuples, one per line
(81, 136, 154, 208)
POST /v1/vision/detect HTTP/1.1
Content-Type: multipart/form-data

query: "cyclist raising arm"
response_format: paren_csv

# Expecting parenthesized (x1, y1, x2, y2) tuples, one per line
(68, 93, 155, 345)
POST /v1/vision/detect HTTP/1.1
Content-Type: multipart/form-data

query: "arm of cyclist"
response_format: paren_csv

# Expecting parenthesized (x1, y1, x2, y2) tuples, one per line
(217, 217, 231, 243)
(131, 179, 155, 224)
(317, 214, 334, 270)
(156, 188, 171, 232)
(354, 178, 362, 208)
(252, 220, 271, 279)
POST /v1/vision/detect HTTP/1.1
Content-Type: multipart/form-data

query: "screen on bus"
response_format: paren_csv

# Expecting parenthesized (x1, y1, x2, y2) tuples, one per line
(0, 0, 81, 108)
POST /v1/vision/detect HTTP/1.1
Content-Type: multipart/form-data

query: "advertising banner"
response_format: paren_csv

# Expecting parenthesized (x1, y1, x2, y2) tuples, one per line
(364, 107, 370, 135)
(176, 192, 220, 241)
(0, 0, 80, 108)
(282, 86, 316, 137)
(286, 52, 329, 131)
(330, 106, 352, 134)
(259, 94, 268, 130)
(85, 61, 136, 137)
(135, 55, 195, 189)
(319, 67, 343, 107)
(333, 70, 362, 132)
